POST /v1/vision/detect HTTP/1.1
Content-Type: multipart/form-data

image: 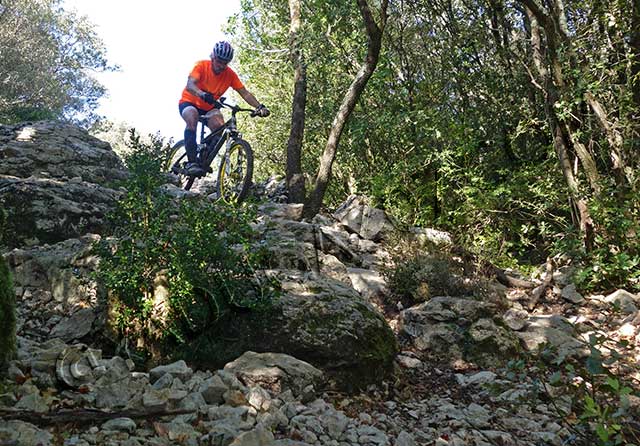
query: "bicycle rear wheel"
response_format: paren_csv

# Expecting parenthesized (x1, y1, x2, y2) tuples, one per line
(166, 140, 195, 190)
(216, 139, 253, 203)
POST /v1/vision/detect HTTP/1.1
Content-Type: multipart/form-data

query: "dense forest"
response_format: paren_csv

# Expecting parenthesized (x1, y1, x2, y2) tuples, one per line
(1, 0, 638, 293)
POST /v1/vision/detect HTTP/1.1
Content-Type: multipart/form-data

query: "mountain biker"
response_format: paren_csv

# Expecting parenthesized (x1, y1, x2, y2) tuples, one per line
(178, 40, 270, 176)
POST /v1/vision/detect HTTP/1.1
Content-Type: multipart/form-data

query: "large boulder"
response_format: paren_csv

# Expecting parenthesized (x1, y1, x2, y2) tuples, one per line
(174, 271, 398, 390)
(400, 295, 520, 366)
(0, 121, 126, 185)
(0, 176, 122, 247)
(0, 121, 127, 248)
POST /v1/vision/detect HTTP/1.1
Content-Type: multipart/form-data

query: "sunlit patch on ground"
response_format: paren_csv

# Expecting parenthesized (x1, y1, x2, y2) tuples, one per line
(16, 126, 36, 141)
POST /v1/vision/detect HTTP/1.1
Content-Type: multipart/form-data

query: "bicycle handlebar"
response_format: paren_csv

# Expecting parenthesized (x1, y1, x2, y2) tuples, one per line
(203, 94, 264, 117)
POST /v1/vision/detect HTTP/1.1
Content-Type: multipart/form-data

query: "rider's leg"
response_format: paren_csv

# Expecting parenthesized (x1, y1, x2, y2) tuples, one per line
(205, 110, 225, 150)
(206, 110, 225, 132)
(180, 105, 199, 164)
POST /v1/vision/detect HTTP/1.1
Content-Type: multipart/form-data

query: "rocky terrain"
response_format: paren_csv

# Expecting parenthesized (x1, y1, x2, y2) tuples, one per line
(1, 121, 639, 446)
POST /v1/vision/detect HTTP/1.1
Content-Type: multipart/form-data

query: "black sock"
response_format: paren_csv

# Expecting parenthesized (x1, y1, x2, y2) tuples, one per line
(184, 129, 197, 163)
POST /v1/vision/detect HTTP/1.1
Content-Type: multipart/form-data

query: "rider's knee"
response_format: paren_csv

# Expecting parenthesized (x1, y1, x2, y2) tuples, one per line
(208, 116, 224, 130)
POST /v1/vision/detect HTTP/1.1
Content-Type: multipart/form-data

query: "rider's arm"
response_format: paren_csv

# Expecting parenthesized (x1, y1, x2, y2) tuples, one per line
(186, 76, 207, 98)
(236, 87, 261, 108)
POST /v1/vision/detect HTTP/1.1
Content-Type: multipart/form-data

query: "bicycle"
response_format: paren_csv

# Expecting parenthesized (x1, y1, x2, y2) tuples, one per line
(167, 97, 259, 203)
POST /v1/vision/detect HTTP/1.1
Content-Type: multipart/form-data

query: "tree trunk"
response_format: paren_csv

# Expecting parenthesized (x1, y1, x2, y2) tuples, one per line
(286, 0, 307, 203)
(303, 0, 389, 218)
(631, 0, 640, 110)
(520, 0, 602, 194)
(584, 91, 629, 189)
(524, 4, 595, 250)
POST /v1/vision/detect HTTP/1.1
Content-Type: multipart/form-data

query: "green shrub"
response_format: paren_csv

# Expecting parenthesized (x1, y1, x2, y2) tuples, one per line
(95, 130, 277, 356)
(384, 251, 468, 306)
(517, 333, 640, 446)
(0, 255, 16, 370)
(556, 185, 640, 294)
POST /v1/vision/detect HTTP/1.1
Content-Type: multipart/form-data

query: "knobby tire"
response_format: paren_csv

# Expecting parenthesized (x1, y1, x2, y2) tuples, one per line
(216, 139, 253, 204)
(166, 140, 195, 190)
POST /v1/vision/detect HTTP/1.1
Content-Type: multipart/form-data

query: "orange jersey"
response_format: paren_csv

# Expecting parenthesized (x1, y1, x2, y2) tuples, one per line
(179, 60, 245, 110)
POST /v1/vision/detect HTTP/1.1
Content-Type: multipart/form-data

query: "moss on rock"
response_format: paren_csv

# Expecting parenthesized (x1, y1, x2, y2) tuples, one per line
(168, 290, 398, 391)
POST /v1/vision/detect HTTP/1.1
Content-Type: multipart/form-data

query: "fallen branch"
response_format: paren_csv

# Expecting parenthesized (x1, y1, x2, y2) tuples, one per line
(528, 257, 554, 310)
(493, 268, 536, 289)
(0, 407, 196, 427)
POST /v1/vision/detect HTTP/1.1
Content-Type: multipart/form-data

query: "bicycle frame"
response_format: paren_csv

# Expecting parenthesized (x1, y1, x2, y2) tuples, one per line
(196, 99, 249, 172)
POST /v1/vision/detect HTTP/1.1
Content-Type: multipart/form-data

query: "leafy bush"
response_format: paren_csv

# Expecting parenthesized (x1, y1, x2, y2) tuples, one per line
(523, 334, 640, 446)
(384, 250, 469, 307)
(95, 130, 277, 354)
(557, 185, 640, 293)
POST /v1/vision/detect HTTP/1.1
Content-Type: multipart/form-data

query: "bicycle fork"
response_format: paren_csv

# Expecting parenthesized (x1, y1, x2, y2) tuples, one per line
(223, 139, 244, 177)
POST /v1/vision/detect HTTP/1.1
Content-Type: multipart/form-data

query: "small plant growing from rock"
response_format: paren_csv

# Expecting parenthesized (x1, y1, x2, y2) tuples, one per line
(503, 334, 640, 446)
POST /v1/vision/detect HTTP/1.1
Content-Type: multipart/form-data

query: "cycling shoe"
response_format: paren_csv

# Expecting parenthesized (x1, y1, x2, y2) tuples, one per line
(185, 162, 205, 176)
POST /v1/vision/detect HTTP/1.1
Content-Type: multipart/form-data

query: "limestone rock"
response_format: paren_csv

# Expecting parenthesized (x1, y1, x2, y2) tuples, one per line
(605, 289, 639, 314)
(0, 122, 127, 248)
(0, 176, 122, 248)
(561, 284, 585, 304)
(149, 360, 193, 383)
(400, 297, 518, 365)
(0, 420, 54, 446)
(177, 272, 398, 389)
(0, 121, 126, 185)
(333, 195, 394, 241)
(224, 351, 324, 398)
(347, 267, 389, 301)
(49, 307, 95, 342)
(516, 315, 587, 360)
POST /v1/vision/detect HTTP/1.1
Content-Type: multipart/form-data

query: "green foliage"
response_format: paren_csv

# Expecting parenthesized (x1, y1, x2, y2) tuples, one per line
(227, 0, 638, 278)
(383, 247, 470, 307)
(0, 255, 17, 370)
(95, 131, 277, 351)
(557, 185, 640, 293)
(532, 334, 640, 446)
(0, 0, 117, 125)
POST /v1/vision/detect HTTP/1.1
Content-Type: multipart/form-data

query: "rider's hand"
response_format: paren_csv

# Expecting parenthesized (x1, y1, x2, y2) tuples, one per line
(255, 104, 270, 117)
(201, 92, 215, 105)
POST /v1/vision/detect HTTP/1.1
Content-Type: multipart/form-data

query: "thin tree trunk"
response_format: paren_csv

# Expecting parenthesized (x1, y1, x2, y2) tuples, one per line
(520, 0, 601, 195)
(286, 0, 307, 203)
(303, 0, 389, 218)
(525, 5, 595, 250)
(584, 91, 629, 189)
(631, 0, 640, 110)
(566, 123, 601, 192)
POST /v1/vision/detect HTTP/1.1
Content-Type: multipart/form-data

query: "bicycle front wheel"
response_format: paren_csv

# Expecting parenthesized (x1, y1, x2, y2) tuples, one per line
(166, 140, 195, 190)
(216, 139, 253, 204)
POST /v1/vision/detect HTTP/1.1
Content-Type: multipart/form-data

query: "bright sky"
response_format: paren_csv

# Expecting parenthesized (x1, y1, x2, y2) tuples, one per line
(63, 0, 241, 142)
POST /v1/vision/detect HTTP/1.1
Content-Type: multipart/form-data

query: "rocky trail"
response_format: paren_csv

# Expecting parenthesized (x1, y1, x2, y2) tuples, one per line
(1, 122, 639, 446)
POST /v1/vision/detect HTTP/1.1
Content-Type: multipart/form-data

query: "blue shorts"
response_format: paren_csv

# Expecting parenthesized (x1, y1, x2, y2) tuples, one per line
(178, 101, 221, 116)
